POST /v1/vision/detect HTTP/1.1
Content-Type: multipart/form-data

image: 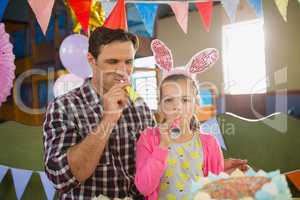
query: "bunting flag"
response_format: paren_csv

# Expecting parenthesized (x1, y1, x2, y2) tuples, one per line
(200, 118, 227, 151)
(286, 170, 300, 191)
(102, 1, 116, 18)
(0, 165, 8, 183)
(103, 0, 127, 30)
(247, 0, 263, 17)
(195, 0, 213, 32)
(0, 164, 56, 200)
(11, 168, 33, 200)
(28, 0, 55, 35)
(39, 172, 56, 200)
(221, 0, 240, 23)
(68, 0, 92, 33)
(0, 0, 9, 21)
(169, 1, 189, 34)
(275, 0, 289, 22)
(135, 3, 158, 37)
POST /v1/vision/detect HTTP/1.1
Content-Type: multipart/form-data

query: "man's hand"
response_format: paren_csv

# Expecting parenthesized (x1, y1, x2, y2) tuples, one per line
(102, 81, 130, 125)
(224, 158, 248, 174)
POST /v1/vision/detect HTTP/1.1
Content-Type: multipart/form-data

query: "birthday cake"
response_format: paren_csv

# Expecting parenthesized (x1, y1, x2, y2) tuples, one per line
(191, 169, 292, 200)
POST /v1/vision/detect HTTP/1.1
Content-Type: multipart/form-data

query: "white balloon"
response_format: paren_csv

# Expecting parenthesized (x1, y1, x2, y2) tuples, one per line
(53, 74, 84, 98)
(59, 34, 92, 78)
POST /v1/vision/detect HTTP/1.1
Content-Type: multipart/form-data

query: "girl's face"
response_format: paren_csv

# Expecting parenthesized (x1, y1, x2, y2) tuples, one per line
(159, 79, 197, 122)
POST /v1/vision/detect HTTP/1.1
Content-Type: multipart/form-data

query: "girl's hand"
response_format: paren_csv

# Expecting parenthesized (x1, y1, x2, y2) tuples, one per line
(158, 118, 174, 149)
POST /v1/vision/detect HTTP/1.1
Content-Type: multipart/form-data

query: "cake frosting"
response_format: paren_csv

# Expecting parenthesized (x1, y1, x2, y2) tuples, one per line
(191, 169, 292, 200)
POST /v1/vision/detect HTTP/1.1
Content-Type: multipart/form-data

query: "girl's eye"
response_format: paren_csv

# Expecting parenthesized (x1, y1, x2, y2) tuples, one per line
(126, 60, 133, 65)
(182, 98, 191, 103)
(164, 98, 173, 103)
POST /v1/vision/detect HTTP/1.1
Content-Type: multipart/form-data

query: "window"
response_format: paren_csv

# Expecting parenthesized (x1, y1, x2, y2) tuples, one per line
(222, 19, 267, 94)
(199, 89, 213, 107)
(132, 56, 158, 110)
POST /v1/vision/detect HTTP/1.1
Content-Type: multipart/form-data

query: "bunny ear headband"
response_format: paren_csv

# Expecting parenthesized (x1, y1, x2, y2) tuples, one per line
(151, 39, 220, 82)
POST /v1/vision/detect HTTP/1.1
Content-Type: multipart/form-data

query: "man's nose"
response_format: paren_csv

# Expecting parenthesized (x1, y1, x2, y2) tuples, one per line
(117, 65, 131, 75)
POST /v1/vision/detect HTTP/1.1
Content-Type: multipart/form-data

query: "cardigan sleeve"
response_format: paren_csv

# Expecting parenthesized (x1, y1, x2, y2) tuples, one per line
(134, 128, 169, 196)
(201, 134, 224, 176)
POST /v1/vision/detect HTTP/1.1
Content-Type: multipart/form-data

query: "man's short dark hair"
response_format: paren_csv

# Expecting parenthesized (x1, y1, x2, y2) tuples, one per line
(88, 27, 139, 59)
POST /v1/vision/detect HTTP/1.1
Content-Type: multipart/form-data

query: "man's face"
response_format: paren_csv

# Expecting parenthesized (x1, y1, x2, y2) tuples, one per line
(88, 41, 135, 93)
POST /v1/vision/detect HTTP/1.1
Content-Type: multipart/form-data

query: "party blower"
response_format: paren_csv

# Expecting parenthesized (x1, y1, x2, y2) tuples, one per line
(120, 80, 140, 103)
(170, 117, 181, 139)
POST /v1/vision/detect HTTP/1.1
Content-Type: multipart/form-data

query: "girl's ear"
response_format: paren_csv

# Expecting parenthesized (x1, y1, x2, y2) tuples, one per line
(195, 94, 201, 106)
(186, 48, 219, 74)
(157, 102, 167, 124)
(151, 39, 174, 72)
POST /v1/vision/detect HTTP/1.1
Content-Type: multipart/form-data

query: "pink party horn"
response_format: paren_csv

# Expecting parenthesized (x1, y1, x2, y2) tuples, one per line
(170, 117, 181, 139)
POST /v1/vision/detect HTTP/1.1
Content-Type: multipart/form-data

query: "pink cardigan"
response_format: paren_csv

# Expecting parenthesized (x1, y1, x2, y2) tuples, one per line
(134, 127, 224, 200)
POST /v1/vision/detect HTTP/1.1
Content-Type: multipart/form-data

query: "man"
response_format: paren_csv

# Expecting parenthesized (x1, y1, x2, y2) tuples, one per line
(43, 27, 247, 200)
(43, 27, 154, 199)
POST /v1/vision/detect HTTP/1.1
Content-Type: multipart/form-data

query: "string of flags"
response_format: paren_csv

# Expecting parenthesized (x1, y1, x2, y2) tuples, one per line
(0, 0, 297, 37)
(0, 164, 56, 200)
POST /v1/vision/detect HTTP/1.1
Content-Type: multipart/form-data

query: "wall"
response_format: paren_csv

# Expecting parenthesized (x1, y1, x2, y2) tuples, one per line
(264, 0, 300, 91)
(156, 4, 224, 93)
(156, 0, 300, 92)
(156, 0, 300, 118)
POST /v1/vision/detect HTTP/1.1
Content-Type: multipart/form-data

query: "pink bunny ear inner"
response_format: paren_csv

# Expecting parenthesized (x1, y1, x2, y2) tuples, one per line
(151, 39, 173, 72)
(188, 48, 219, 74)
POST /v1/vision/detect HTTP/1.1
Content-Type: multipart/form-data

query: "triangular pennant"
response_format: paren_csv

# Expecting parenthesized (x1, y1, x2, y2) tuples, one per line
(0, 165, 9, 183)
(135, 3, 158, 37)
(0, 0, 9, 21)
(286, 170, 300, 191)
(39, 172, 56, 200)
(200, 118, 227, 150)
(28, 0, 55, 35)
(103, 0, 127, 30)
(68, 0, 92, 33)
(221, 0, 240, 23)
(102, 1, 117, 18)
(247, 0, 263, 17)
(275, 0, 289, 22)
(11, 168, 33, 200)
(195, 0, 213, 32)
(169, 2, 189, 34)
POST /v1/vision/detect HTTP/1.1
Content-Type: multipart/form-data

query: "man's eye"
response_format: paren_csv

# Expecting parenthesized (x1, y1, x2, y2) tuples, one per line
(107, 60, 118, 64)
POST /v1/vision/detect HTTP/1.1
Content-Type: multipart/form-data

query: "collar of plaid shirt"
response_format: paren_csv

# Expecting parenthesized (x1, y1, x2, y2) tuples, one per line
(43, 78, 155, 200)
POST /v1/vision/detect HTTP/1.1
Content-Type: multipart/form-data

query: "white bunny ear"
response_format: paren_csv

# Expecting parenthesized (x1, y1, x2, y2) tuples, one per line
(151, 39, 174, 72)
(186, 48, 219, 74)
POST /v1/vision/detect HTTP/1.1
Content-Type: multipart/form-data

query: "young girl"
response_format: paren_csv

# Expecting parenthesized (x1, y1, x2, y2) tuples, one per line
(134, 40, 224, 200)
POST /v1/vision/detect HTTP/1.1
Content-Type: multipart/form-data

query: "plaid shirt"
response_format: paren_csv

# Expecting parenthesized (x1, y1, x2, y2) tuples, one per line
(43, 79, 155, 200)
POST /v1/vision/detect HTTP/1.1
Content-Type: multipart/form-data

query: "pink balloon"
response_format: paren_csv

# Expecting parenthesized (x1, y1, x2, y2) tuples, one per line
(59, 34, 92, 78)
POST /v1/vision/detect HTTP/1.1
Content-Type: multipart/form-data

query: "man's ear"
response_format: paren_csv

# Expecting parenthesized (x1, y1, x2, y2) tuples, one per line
(87, 52, 96, 67)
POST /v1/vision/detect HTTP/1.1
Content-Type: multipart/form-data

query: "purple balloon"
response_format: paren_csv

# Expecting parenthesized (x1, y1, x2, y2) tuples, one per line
(59, 34, 92, 78)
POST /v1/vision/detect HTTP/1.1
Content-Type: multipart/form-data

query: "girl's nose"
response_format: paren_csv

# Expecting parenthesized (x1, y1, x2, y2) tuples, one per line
(173, 101, 182, 111)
